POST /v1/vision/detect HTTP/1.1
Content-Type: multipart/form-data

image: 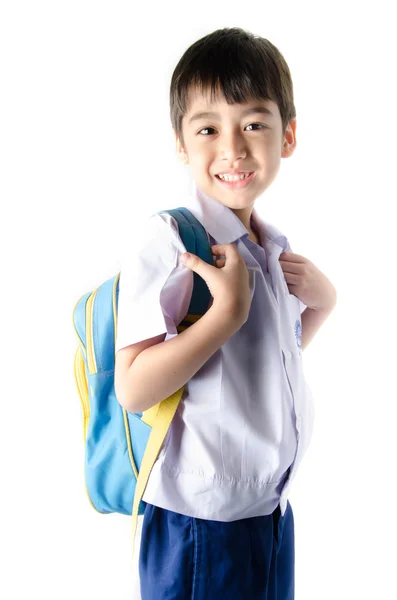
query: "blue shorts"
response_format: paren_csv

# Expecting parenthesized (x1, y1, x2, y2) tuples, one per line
(139, 500, 294, 600)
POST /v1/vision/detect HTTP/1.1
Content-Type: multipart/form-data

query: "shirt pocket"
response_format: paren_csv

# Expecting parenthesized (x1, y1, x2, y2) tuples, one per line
(281, 348, 315, 449)
(282, 348, 296, 407)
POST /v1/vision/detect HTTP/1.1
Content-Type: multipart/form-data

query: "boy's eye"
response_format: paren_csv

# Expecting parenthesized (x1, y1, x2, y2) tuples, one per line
(198, 123, 266, 136)
(245, 123, 266, 132)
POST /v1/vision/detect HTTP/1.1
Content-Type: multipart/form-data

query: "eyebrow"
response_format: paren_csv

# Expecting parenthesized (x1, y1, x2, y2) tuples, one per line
(188, 106, 274, 125)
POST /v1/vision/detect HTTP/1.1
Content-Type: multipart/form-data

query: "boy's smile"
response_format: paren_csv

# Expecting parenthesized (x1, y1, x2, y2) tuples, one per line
(215, 170, 256, 189)
(175, 84, 296, 232)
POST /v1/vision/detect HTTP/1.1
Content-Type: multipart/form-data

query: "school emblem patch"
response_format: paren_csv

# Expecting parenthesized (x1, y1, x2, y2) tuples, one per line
(294, 319, 302, 350)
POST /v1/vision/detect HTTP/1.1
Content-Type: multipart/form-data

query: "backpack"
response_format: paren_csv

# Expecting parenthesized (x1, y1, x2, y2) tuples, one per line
(72, 207, 213, 564)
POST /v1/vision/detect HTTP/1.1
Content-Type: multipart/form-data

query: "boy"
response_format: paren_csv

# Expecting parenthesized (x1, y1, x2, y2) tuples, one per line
(115, 27, 336, 600)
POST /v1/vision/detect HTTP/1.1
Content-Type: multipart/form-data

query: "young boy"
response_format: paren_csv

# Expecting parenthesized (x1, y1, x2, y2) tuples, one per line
(115, 27, 336, 600)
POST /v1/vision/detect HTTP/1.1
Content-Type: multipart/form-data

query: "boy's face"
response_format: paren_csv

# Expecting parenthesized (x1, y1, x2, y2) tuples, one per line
(175, 85, 296, 212)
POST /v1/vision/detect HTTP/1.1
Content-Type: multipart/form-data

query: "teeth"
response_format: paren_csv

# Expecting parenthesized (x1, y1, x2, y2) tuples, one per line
(218, 172, 251, 182)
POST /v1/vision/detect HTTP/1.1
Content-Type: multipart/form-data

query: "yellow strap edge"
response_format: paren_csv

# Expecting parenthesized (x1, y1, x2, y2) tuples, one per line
(130, 386, 184, 564)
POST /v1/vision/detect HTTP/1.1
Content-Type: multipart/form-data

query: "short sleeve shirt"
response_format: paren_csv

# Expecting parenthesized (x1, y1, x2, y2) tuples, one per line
(116, 181, 315, 520)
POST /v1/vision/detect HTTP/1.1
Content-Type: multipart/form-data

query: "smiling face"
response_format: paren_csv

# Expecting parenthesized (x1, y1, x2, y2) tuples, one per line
(175, 84, 297, 220)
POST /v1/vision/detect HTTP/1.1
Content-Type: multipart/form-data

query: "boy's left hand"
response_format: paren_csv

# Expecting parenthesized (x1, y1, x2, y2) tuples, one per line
(279, 252, 337, 312)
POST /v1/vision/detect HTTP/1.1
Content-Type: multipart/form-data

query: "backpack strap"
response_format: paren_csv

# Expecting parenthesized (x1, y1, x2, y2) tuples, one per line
(130, 207, 213, 563)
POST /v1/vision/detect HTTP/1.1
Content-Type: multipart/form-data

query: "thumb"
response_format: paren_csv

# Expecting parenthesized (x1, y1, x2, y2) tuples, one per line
(181, 251, 208, 271)
(181, 252, 194, 266)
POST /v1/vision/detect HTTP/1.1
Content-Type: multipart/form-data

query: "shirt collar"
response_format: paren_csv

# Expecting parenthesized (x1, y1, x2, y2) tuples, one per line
(184, 180, 290, 251)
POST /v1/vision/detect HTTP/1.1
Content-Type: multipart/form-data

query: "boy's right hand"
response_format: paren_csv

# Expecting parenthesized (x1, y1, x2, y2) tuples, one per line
(181, 244, 252, 325)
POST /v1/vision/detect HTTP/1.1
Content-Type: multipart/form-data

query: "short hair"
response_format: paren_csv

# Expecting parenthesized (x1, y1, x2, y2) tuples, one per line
(170, 27, 296, 148)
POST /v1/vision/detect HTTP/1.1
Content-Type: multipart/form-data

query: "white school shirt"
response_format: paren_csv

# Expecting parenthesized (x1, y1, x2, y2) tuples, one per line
(116, 181, 315, 520)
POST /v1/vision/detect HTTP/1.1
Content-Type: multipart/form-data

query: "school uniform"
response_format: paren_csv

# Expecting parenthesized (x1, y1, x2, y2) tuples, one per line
(115, 180, 315, 599)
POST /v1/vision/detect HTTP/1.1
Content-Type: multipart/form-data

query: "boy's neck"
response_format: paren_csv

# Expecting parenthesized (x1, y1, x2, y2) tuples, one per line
(194, 182, 260, 244)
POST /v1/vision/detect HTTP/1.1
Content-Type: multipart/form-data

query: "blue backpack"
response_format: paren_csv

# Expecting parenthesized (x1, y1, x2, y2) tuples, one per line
(72, 208, 213, 563)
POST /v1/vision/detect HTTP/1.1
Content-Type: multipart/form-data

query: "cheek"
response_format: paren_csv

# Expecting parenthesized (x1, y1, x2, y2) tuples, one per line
(190, 150, 213, 170)
(257, 141, 282, 167)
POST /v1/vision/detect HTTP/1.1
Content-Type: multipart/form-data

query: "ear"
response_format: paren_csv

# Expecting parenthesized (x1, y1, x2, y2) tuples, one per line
(175, 130, 189, 165)
(281, 118, 297, 158)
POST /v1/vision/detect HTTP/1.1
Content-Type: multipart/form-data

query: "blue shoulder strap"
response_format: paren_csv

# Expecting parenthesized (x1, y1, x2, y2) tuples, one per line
(155, 207, 213, 317)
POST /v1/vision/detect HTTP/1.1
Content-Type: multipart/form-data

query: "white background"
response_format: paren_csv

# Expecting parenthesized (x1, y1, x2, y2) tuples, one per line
(1, 1, 396, 598)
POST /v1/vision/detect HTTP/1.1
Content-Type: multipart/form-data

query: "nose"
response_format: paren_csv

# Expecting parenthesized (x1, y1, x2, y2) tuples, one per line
(219, 131, 248, 164)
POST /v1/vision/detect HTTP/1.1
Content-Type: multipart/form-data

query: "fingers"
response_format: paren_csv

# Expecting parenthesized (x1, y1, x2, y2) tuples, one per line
(211, 244, 238, 266)
(215, 258, 226, 268)
(211, 244, 229, 254)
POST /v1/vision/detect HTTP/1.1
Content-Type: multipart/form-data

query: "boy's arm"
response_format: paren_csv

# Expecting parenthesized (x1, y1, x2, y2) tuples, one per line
(300, 304, 335, 351)
(115, 304, 241, 413)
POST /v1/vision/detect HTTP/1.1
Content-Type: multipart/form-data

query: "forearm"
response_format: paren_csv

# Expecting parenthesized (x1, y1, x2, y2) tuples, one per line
(123, 306, 240, 413)
(301, 304, 335, 350)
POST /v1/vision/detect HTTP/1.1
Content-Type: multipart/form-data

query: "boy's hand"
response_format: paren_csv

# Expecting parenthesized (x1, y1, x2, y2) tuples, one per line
(279, 252, 337, 312)
(181, 244, 252, 325)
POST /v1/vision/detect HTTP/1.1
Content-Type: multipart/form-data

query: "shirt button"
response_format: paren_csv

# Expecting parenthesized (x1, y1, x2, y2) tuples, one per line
(285, 350, 292, 359)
